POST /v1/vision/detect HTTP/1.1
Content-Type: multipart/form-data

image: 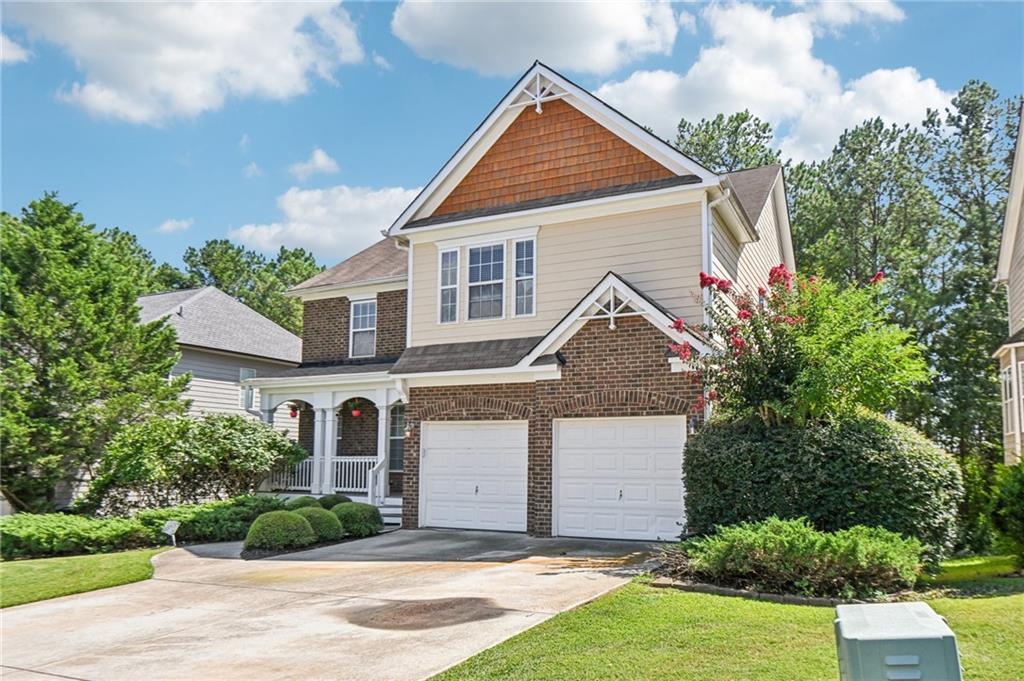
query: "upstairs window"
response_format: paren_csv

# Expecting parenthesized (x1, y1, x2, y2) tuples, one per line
(439, 249, 459, 324)
(239, 367, 256, 410)
(468, 244, 504, 320)
(350, 300, 376, 358)
(514, 239, 535, 316)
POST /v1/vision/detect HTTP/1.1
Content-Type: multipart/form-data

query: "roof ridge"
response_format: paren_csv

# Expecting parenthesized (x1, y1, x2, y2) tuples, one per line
(725, 163, 783, 175)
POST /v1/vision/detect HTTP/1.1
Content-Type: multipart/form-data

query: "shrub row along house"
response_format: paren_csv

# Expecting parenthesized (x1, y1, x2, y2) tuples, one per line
(248, 62, 794, 540)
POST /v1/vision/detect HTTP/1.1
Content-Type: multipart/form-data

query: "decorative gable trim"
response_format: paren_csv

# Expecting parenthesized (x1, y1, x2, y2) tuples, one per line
(387, 61, 718, 235)
(517, 271, 710, 369)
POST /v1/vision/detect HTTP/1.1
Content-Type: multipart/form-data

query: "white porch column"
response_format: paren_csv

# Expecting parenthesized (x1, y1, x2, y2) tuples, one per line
(374, 393, 390, 503)
(321, 408, 339, 494)
(310, 408, 327, 494)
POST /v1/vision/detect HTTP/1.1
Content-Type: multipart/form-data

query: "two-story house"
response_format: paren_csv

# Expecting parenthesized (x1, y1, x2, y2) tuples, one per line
(248, 62, 795, 539)
(996, 105, 1023, 466)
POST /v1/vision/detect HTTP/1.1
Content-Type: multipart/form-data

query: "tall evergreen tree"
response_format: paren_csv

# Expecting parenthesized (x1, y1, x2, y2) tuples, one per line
(0, 195, 189, 511)
(674, 110, 782, 172)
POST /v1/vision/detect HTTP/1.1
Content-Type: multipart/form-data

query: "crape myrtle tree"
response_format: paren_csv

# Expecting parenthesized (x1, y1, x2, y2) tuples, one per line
(0, 195, 189, 512)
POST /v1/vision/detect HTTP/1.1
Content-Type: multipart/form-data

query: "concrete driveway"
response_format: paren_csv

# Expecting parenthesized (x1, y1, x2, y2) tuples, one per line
(1, 529, 654, 681)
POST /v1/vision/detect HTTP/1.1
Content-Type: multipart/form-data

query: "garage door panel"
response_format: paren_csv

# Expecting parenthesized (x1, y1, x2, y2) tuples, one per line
(422, 422, 527, 533)
(555, 417, 685, 541)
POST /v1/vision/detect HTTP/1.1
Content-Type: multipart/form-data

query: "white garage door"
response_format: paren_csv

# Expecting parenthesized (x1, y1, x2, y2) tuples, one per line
(554, 416, 686, 541)
(420, 421, 528, 532)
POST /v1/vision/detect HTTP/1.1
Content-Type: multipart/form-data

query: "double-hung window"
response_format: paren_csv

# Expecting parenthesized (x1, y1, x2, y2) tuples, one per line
(389, 404, 406, 471)
(439, 249, 459, 323)
(468, 244, 504, 320)
(514, 239, 535, 316)
(239, 367, 256, 410)
(1002, 365, 1015, 435)
(350, 300, 376, 358)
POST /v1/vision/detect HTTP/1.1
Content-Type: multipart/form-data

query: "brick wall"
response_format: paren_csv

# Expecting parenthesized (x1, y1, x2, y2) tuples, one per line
(402, 315, 701, 534)
(338, 400, 378, 457)
(298, 407, 315, 455)
(302, 290, 406, 364)
(433, 98, 675, 217)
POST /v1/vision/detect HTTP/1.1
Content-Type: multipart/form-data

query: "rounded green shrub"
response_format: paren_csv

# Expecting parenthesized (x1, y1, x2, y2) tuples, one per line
(243, 511, 316, 551)
(684, 412, 963, 560)
(283, 495, 321, 511)
(317, 494, 352, 510)
(330, 502, 384, 538)
(992, 464, 1024, 567)
(663, 517, 923, 599)
(293, 506, 344, 542)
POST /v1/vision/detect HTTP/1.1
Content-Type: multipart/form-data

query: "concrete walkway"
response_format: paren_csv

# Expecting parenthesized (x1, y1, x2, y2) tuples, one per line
(1, 529, 654, 681)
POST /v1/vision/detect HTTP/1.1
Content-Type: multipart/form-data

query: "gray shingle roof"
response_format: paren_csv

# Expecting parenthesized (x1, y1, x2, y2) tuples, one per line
(725, 164, 782, 226)
(390, 336, 545, 374)
(137, 287, 301, 364)
(403, 175, 702, 230)
(290, 238, 407, 292)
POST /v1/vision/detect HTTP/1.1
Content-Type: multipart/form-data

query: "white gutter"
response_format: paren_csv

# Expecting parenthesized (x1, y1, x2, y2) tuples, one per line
(243, 371, 393, 389)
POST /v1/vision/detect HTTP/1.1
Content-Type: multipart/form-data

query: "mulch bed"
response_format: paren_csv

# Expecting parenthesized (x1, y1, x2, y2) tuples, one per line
(649, 576, 869, 607)
(239, 528, 395, 560)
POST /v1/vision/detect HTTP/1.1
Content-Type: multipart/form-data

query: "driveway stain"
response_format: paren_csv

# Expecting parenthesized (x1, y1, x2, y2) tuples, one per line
(344, 597, 508, 630)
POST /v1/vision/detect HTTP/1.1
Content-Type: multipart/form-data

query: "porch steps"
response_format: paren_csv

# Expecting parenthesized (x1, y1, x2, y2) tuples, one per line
(346, 494, 402, 526)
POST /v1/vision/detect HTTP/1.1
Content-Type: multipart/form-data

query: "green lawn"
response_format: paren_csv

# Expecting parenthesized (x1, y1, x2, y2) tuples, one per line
(0, 547, 169, 608)
(437, 558, 1024, 681)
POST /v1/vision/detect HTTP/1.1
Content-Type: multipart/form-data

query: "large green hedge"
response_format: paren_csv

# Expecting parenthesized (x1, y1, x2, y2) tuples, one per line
(992, 464, 1024, 566)
(684, 412, 963, 559)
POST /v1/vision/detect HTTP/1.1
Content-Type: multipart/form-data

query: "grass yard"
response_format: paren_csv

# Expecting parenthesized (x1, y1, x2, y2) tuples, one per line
(437, 557, 1024, 681)
(0, 547, 169, 608)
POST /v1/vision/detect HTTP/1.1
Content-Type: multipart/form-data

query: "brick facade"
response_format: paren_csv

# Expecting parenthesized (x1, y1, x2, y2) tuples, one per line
(338, 400, 378, 457)
(401, 315, 701, 535)
(301, 290, 406, 364)
(297, 406, 315, 454)
(433, 99, 674, 217)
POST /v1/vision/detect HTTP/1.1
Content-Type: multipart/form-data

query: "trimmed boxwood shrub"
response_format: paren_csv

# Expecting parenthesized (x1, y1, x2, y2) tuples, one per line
(317, 494, 352, 510)
(134, 495, 285, 543)
(663, 517, 923, 599)
(293, 506, 344, 542)
(330, 502, 383, 538)
(992, 464, 1024, 567)
(243, 511, 316, 551)
(684, 412, 963, 560)
(0, 513, 153, 559)
(283, 495, 321, 511)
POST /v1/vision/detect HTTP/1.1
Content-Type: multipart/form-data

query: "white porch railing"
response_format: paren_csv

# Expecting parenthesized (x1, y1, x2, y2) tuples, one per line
(268, 457, 314, 491)
(333, 456, 376, 493)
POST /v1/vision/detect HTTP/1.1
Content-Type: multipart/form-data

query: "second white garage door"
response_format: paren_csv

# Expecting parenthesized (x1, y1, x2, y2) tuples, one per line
(420, 421, 528, 532)
(554, 416, 686, 541)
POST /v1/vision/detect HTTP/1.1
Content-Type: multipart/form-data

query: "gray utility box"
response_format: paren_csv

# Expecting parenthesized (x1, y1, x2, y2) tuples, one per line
(835, 602, 962, 681)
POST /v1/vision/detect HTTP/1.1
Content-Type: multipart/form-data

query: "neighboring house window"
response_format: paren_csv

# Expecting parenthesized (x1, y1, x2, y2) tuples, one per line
(239, 367, 256, 410)
(1002, 365, 1015, 434)
(389, 404, 405, 472)
(350, 300, 376, 358)
(468, 244, 504, 320)
(439, 249, 459, 324)
(514, 238, 535, 316)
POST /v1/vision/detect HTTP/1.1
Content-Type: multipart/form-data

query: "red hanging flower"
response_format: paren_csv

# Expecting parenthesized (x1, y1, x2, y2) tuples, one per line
(869, 270, 885, 285)
(670, 318, 686, 332)
(716, 278, 733, 293)
(737, 309, 753, 320)
(699, 271, 719, 289)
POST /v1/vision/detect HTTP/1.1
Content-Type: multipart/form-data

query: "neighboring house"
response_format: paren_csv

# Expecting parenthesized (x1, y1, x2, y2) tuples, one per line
(996, 106, 1024, 466)
(248, 62, 794, 539)
(138, 286, 302, 437)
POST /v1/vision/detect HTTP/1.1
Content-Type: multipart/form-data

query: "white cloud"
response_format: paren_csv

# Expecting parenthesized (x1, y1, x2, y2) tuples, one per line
(2, 33, 30, 64)
(391, 0, 678, 76)
(156, 217, 193, 234)
(229, 185, 421, 260)
(289, 148, 340, 180)
(242, 161, 263, 178)
(238, 133, 250, 151)
(797, 0, 905, 31)
(4, 2, 363, 123)
(372, 51, 393, 71)
(595, 2, 949, 161)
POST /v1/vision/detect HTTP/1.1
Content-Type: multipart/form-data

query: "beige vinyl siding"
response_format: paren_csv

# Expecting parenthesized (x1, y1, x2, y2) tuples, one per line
(410, 202, 703, 346)
(712, 191, 785, 296)
(1008, 209, 1024, 336)
(173, 348, 299, 441)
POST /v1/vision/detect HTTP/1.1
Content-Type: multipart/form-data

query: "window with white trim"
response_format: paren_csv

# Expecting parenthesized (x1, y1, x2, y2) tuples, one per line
(514, 239, 535, 316)
(350, 300, 376, 358)
(439, 249, 459, 323)
(1019, 361, 1024, 435)
(468, 244, 504, 320)
(1002, 365, 1015, 435)
(239, 367, 256, 410)
(389, 404, 405, 471)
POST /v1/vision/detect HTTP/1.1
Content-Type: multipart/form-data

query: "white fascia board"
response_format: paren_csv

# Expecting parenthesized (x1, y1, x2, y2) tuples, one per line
(387, 62, 717, 235)
(433, 226, 539, 250)
(714, 180, 758, 243)
(517, 272, 711, 368)
(391, 362, 560, 382)
(993, 342, 1024, 359)
(244, 371, 393, 390)
(403, 184, 711, 244)
(774, 173, 797, 271)
(286, 277, 407, 302)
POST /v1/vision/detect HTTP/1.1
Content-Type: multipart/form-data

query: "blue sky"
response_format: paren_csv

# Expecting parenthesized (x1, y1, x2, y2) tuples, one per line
(3, 1, 1022, 268)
